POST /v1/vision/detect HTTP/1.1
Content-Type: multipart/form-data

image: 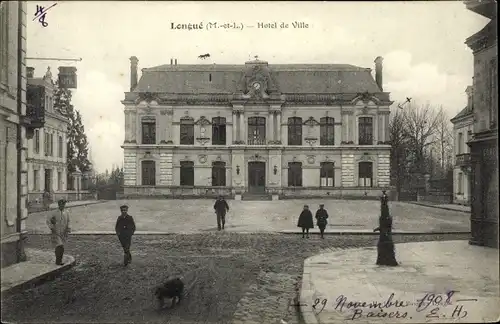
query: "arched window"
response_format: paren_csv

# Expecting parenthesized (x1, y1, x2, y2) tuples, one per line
(180, 161, 194, 186)
(180, 117, 194, 145)
(211, 161, 226, 186)
(212, 117, 226, 145)
(358, 117, 373, 145)
(248, 117, 266, 145)
(141, 116, 156, 144)
(320, 117, 335, 145)
(287, 117, 302, 145)
(288, 162, 303, 187)
(141, 160, 156, 186)
(358, 161, 373, 187)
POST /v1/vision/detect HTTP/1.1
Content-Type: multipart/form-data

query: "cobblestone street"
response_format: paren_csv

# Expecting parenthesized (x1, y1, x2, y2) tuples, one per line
(26, 199, 470, 234)
(2, 233, 469, 324)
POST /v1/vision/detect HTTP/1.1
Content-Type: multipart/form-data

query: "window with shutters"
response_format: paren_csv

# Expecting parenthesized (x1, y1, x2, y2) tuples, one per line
(358, 117, 373, 145)
(287, 117, 302, 145)
(288, 162, 303, 187)
(0, 3, 8, 86)
(34, 129, 40, 154)
(358, 162, 373, 187)
(141, 160, 156, 186)
(211, 161, 226, 186)
(489, 58, 497, 128)
(141, 117, 156, 144)
(320, 117, 335, 145)
(58, 136, 63, 157)
(180, 161, 194, 186)
(320, 162, 335, 187)
(180, 117, 194, 145)
(212, 117, 226, 145)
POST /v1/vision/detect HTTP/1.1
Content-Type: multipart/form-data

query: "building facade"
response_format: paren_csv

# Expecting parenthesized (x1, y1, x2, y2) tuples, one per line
(121, 57, 393, 199)
(464, 0, 498, 248)
(450, 86, 474, 205)
(0, 1, 29, 267)
(25, 67, 70, 204)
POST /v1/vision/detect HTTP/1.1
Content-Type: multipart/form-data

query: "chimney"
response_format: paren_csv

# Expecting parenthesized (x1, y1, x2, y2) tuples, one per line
(170, 58, 173, 65)
(374, 56, 383, 91)
(466, 86, 474, 110)
(27, 67, 34, 78)
(175, 59, 177, 65)
(129, 56, 139, 91)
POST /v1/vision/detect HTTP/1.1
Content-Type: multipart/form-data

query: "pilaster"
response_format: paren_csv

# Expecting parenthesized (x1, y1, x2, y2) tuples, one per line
(124, 150, 137, 186)
(341, 152, 355, 186)
(160, 150, 173, 185)
(377, 153, 390, 187)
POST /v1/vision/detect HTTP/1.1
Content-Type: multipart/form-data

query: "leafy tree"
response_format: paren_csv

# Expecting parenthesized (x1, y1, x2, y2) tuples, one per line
(53, 82, 91, 173)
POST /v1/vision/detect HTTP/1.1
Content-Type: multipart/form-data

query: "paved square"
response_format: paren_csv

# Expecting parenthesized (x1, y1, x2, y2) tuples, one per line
(26, 199, 470, 234)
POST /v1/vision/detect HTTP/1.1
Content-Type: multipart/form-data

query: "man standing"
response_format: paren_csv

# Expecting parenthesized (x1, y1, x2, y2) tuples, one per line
(315, 204, 329, 239)
(46, 199, 71, 265)
(213, 196, 229, 230)
(115, 205, 136, 266)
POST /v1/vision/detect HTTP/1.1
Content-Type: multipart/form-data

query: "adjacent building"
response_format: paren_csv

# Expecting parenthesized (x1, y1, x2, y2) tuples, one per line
(450, 86, 474, 206)
(464, 0, 498, 248)
(121, 56, 393, 199)
(0, 1, 31, 267)
(25, 67, 70, 203)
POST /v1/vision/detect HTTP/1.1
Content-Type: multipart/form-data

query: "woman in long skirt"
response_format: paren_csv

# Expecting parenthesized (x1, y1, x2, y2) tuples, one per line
(297, 205, 314, 238)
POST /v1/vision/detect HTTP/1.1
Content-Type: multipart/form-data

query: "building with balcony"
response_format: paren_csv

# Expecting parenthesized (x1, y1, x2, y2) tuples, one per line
(121, 56, 393, 199)
(450, 86, 474, 205)
(25, 67, 71, 204)
(464, 0, 498, 248)
(0, 1, 30, 267)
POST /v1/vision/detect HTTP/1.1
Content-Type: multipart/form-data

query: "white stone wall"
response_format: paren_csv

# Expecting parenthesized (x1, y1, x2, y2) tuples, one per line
(0, 1, 28, 241)
(377, 153, 390, 187)
(159, 151, 173, 185)
(123, 150, 137, 186)
(341, 153, 355, 186)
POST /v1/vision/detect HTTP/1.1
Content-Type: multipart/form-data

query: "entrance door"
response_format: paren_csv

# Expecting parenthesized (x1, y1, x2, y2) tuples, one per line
(44, 169, 52, 192)
(248, 162, 266, 193)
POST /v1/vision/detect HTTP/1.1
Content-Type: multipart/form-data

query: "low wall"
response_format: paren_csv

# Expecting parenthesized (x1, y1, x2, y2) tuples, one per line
(120, 186, 234, 199)
(121, 186, 391, 200)
(417, 191, 453, 204)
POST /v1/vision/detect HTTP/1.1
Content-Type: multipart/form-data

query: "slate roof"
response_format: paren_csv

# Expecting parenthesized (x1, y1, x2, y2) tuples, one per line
(133, 62, 383, 94)
(450, 106, 473, 122)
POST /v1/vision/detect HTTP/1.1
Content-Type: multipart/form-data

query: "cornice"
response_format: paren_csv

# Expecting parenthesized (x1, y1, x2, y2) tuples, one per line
(121, 92, 393, 106)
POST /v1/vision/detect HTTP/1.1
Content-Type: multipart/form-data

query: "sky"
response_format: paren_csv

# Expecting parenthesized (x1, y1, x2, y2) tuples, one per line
(26, 1, 489, 172)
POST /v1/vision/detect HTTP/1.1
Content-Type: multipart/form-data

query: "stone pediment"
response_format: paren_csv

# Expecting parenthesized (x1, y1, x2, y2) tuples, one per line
(195, 116, 212, 125)
(238, 61, 279, 99)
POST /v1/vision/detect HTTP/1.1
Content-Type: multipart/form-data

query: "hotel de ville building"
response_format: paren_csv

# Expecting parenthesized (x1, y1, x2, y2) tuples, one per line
(121, 56, 393, 199)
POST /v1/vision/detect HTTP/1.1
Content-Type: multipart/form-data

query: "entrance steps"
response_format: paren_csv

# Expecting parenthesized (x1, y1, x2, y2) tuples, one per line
(241, 193, 273, 201)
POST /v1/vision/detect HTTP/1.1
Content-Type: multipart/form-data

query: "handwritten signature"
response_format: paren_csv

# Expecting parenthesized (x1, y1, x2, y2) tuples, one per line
(33, 3, 57, 27)
(295, 291, 477, 320)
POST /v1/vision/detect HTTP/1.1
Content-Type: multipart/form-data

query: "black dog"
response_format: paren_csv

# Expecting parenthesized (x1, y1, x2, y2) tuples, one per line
(155, 277, 185, 309)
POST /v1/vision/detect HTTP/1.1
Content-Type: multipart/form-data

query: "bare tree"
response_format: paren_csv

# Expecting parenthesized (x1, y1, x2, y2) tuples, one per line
(402, 101, 442, 175)
(430, 106, 454, 177)
(389, 106, 409, 199)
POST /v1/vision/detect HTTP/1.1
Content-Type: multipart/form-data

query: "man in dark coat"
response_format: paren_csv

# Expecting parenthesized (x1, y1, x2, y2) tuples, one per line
(115, 205, 136, 266)
(315, 204, 329, 239)
(214, 196, 229, 230)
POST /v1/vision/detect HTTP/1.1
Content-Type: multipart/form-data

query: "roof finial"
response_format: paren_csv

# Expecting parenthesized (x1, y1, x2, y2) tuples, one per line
(254, 55, 259, 60)
(44, 66, 52, 81)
